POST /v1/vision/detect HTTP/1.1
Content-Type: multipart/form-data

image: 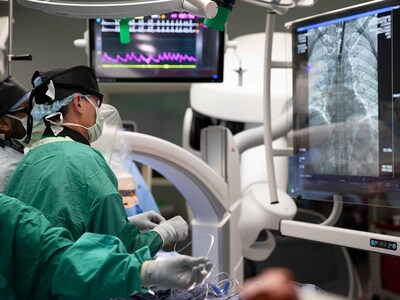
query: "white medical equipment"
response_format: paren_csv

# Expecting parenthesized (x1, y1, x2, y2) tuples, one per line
(192, 0, 400, 260)
(10, 0, 315, 27)
(185, 30, 296, 261)
(91, 101, 243, 280)
(118, 129, 244, 281)
(14, 0, 218, 19)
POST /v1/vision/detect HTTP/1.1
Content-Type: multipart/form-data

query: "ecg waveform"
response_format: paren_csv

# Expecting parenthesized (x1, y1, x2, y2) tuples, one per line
(101, 52, 197, 64)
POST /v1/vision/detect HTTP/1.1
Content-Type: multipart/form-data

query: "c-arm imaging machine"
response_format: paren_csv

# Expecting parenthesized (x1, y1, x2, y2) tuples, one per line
(118, 128, 244, 281)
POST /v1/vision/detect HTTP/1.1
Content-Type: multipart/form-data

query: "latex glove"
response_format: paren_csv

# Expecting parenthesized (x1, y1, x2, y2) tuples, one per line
(141, 255, 213, 290)
(128, 211, 166, 230)
(151, 216, 189, 244)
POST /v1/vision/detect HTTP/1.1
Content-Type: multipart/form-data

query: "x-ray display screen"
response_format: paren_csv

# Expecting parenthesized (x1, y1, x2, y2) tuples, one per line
(288, 0, 400, 202)
(89, 14, 224, 83)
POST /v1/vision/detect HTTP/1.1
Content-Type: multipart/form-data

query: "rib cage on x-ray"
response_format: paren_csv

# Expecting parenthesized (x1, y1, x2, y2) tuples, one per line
(307, 16, 379, 176)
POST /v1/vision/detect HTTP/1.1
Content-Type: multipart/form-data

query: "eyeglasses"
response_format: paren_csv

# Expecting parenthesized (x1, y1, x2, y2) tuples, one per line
(10, 106, 28, 114)
(82, 94, 102, 108)
(92, 97, 102, 108)
(85, 88, 103, 107)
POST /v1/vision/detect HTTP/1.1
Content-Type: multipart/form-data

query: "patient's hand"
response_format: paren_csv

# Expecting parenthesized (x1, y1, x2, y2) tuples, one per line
(242, 268, 298, 300)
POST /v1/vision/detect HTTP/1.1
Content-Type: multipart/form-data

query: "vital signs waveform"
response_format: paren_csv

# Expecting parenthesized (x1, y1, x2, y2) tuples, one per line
(101, 51, 197, 64)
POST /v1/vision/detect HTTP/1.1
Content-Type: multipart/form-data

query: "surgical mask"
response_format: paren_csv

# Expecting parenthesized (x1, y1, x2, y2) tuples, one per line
(26, 121, 46, 147)
(6, 114, 46, 147)
(86, 100, 105, 143)
(44, 97, 104, 143)
(5, 113, 28, 143)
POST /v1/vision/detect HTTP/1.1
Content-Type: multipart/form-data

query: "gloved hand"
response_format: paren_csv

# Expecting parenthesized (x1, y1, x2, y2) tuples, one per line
(151, 216, 189, 244)
(141, 255, 213, 290)
(128, 211, 166, 230)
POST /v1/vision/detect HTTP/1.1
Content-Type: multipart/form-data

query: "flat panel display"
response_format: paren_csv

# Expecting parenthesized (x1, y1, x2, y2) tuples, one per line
(287, 0, 400, 203)
(89, 14, 224, 83)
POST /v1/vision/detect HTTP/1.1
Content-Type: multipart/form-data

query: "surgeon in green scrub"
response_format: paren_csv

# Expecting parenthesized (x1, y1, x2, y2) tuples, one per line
(6, 65, 188, 257)
(0, 76, 46, 192)
(0, 193, 212, 300)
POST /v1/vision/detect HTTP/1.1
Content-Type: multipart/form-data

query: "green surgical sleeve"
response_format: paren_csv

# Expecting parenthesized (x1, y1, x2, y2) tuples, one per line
(51, 233, 152, 300)
(88, 193, 163, 256)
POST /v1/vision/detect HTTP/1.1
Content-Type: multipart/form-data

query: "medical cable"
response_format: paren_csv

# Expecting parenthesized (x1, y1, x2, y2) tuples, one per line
(171, 234, 215, 300)
(173, 233, 215, 258)
(169, 234, 243, 299)
(204, 272, 242, 299)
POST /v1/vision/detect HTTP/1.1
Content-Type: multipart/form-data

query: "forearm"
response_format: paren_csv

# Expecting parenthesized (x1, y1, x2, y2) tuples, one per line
(51, 233, 152, 300)
(89, 195, 162, 256)
(116, 220, 163, 256)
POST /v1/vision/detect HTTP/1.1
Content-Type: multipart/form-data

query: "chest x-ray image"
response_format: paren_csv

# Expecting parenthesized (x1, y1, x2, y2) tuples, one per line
(307, 15, 379, 177)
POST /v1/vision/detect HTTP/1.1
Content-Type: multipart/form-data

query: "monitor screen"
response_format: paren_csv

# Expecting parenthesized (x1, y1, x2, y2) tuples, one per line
(287, 0, 400, 203)
(88, 14, 224, 83)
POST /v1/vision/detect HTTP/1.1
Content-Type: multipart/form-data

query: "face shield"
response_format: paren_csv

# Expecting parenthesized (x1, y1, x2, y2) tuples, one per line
(91, 103, 146, 217)
(91, 103, 161, 216)
(91, 103, 123, 163)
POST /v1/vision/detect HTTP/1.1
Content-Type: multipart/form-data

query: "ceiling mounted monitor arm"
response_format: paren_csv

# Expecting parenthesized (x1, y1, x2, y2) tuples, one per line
(183, 0, 218, 18)
(280, 219, 400, 256)
(239, 0, 317, 15)
(7, 0, 32, 77)
(263, 11, 279, 204)
(239, 0, 317, 205)
(16, 0, 218, 19)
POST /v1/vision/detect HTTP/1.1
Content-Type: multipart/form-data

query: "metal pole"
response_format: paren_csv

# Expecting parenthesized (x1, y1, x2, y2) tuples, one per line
(263, 12, 279, 204)
(8, 0, 13, 77)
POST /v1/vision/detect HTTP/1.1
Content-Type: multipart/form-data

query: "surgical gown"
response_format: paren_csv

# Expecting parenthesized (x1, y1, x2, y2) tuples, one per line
(0, 146, 23, 193)
(0, 193, 151, 300)
(6, 139, 162, 255)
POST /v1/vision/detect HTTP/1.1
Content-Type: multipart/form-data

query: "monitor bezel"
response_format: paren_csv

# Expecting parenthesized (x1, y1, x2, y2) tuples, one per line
(285, 0, 398, 31)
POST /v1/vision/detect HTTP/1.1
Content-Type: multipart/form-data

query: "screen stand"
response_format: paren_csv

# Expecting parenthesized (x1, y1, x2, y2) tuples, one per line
(280, 194, 400, 256)
(320, 194, 343, 226)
